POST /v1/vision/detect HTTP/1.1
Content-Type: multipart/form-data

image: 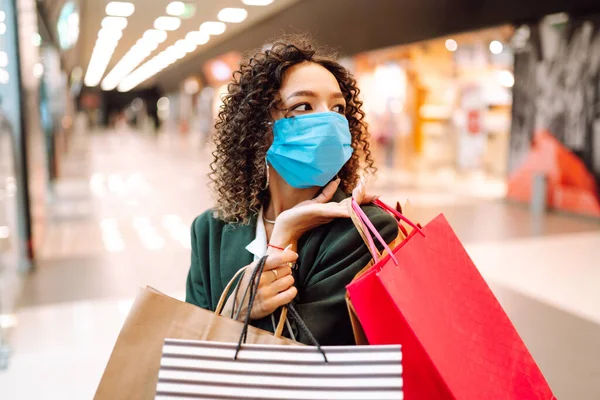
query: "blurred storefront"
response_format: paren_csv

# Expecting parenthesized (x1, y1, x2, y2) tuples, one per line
(162, 51, 241, 146)
(348, 26, 514, 180)
(0, 0, 34, 275)
(507, 13, 600, 218)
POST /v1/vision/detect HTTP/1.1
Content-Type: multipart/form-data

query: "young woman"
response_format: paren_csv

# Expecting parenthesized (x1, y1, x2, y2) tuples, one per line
(186, 37, 398, 346)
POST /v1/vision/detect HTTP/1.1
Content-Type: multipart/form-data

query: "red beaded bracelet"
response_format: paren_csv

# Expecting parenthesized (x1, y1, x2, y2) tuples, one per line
(267, 243, 285, 251)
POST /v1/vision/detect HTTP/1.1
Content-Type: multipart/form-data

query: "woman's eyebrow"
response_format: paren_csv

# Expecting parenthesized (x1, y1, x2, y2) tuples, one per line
(286, 90, 317, 100)
(285, 91, 344, 101)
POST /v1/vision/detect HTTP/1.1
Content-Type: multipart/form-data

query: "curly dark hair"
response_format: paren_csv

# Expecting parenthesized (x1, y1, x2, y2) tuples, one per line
(210, 36, 375, 224)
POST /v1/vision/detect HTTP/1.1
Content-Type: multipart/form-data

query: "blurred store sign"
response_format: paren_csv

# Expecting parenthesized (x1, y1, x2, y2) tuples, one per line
(202, 51, 241, 87)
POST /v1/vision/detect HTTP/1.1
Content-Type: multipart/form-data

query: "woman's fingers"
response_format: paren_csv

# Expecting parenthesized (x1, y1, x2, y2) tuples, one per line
(312, 178, 340, 204)
(361, 193, 380, 203)
(258, 265, 292, 286)
(263, 286, 298, 311)
(270, 274, 294, 293)
(263, 249, 298, 271)
(352, 177, 366, 202)
(352, 176, 379, 204)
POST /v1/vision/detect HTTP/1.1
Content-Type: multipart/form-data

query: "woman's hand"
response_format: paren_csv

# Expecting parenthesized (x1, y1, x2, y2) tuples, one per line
(223, 248, 299, 321)
(269, 177, 377, 247)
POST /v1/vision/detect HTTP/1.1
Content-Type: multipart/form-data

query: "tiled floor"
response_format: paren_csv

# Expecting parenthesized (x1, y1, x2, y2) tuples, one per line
(0, 128, 599, 399)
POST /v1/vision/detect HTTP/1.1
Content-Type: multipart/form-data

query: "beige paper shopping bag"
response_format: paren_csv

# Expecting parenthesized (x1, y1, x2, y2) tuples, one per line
(95, 279, 297, 399)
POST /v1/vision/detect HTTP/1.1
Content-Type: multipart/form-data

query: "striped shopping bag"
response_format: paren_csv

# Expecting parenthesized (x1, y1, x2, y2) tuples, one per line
(155, 338, 403, 400)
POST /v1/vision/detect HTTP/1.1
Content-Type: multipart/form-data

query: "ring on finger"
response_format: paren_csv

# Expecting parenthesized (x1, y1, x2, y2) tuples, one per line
(271, 269, 278, 280)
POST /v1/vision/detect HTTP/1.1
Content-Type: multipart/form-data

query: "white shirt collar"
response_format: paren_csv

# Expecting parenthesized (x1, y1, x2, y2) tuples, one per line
(245, 207, 268, 261)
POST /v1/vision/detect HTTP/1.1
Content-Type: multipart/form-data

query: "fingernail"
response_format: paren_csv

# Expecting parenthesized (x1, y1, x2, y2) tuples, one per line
(284, 244, 292, 251)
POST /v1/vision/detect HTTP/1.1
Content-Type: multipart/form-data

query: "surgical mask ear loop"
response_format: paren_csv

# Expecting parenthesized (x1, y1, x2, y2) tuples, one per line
(263, 157, 270, 190)
(263, 120, 275, 191)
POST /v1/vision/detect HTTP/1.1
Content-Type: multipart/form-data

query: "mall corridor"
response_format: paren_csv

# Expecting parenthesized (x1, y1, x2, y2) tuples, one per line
(2, 0, 600, 398)
(0, 127, 599, 399)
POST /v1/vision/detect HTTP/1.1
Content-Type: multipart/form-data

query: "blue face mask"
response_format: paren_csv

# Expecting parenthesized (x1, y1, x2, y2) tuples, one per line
(266, 112, 354, 189)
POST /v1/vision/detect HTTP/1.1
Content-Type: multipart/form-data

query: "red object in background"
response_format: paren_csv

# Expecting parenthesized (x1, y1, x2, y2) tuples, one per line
(507, 130, 600, 217)
(179, 120, 189, 134)
(347, 200, 555, 400)
(80, 93, 100, 109)
(467, 110, 481, 134)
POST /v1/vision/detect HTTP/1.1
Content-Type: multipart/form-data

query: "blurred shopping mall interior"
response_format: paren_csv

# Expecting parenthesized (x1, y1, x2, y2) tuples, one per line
(0, 0, 599, 398)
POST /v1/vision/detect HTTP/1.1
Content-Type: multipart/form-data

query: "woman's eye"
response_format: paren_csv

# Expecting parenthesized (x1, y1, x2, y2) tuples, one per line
(332, 104, 346, 114)
(289, 103, 312, 113)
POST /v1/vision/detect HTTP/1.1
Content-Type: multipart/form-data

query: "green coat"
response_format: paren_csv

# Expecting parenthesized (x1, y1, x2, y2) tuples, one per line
(185, 189, 398, 345)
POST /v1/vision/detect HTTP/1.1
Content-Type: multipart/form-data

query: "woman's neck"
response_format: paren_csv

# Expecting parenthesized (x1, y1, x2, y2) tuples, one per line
(264, 172, 320, 220)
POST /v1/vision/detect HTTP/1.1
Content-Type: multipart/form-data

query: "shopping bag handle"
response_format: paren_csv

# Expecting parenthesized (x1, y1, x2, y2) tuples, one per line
(347, 198, 381, 261)
(235, 255, 328, 362)
(215, 265, 248, 315)
(373, 199, 425, 238)
(351, 199, 425, 265)
(351, 200, 398, 265)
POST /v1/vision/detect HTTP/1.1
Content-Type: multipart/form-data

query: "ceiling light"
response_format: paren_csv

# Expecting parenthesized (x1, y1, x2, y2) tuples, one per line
(185, 43, 197, 53)
(175, 46, 187, 59)
(0, 52, 7, 67)
(445, 39, 458, 52)
(489, 40, 503, 55)
(94, 39, 119, 52)
(154, 16, 181, 31)
(0, 11, 5, 22)
(98, 28, 123, 41)
(218, 8, 248, 23)
(200, 21, 226, 36)
(143, 29, 167, 43)
(102, 16, 128, 30)
(242, 0, 274, 5)
(105, 2, 135, 17)
(0, 23, 6, 35)
(186, 31, 210, 45)
(166, 1, 185, 16)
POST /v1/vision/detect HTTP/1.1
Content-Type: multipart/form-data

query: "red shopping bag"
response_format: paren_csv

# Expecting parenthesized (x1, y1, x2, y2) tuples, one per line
(346, 199, 555, 400)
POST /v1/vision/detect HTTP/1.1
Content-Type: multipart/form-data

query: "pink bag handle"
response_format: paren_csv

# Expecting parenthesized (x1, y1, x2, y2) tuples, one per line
(354, 204, 380, 262)
(351, 198, 426, 266)
(351, 200, 398, 265)
(373, 199, 426, 238)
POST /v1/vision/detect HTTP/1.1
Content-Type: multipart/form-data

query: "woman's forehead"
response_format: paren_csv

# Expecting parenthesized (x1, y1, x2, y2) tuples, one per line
(279, 62, 342, 99)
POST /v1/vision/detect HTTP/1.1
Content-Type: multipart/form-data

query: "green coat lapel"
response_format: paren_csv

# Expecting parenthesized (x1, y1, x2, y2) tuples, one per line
(218, 216, 256, 293)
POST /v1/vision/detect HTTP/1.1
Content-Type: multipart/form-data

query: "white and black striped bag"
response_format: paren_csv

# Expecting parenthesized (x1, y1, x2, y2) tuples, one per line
(156, 338, 403, 400)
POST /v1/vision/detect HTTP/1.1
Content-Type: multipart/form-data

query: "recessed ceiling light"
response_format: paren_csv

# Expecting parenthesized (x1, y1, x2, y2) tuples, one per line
(199, 21, 226, 36)
(175, 39, 195, 54)
(445, 39, 458, 52)
(166, 1, 185, 16)
(218, 8, 248, 23)
(154, 16, 181, 31)
(98, 28, 123, 42)
(242, 0, 274, 5)
(105, 2, 135, 17)
(102, 16, 128, 30)
(489, 40, 503, 55)
(186, 31, 210, 45)
(143, 29, 168, 43)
